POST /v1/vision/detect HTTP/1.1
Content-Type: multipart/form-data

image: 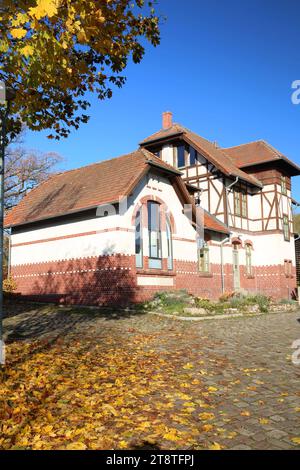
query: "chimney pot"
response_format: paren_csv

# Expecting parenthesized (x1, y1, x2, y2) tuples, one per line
(162, 111, 173, 129)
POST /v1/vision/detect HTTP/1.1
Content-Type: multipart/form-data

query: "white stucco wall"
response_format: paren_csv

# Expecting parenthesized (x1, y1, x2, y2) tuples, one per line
(10, 171, 199, 266)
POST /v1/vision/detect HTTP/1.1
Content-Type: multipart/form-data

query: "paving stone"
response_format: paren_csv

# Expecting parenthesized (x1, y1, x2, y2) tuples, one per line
(266, 429, 288, 439)
(230, 444, 252, 450)
(3, 304, 300, 450)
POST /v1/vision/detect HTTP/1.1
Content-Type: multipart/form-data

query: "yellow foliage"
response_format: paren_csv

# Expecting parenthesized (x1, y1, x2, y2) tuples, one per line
(29, 0, 59, 20)
(10, 28, 27, 38)
(291, 437, 300, 445)
(0, 0, 161, 140)
(198, 412, 215, 421)
(65, 442, 87, 450)
(3, 277, 17, 293)
(209, 442, 222, 450)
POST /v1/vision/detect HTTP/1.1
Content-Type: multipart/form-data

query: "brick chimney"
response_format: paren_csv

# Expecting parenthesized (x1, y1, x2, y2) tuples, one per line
(162, 111, 173, 129)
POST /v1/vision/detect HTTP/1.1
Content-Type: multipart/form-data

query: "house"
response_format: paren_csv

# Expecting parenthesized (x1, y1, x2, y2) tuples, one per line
(4, 112, 300, 305)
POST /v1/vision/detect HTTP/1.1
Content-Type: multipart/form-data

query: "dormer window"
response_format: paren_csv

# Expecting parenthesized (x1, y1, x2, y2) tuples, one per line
(189, 146, 197, 166)
(173, 144, 199, 168)
(174, 144, 185, 168)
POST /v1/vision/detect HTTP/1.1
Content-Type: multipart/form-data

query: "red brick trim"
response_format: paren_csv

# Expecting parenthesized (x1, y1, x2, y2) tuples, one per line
(10, 255, 297, 305)
(136, 268, 175, 276)
(136, 194, 176, 233)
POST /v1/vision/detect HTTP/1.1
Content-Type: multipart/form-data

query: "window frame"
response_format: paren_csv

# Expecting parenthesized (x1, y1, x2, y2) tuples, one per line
(234, 189, 241, 216)
(283, 214, 290, 241)
(281, 176, 287, 195)
(189, 146, 197, 166)
(135, 208, 143, 268)
(147, 200, 162, 269)
(234, 187, 248, 218)
(166, 214, 173, 270)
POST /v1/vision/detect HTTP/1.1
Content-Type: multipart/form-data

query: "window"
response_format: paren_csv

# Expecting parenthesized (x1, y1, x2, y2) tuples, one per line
(135, 209, 143, 268)
(234, 190, 241, 216)
(245, 244, 252, 276)
(189, 146, 197, 166)
(241, 191, 247, 218)
(176, 145, 185, 168)
(198, 242, 210, 273)
(283, 215, 290, 241)
(281, 176, 287, 195)
(234, 188, 248, 218)
(148, 201, 162, 269)
(166, 215, 173, 270)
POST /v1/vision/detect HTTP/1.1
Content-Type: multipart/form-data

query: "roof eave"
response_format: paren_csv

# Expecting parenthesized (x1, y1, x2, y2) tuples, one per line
(146, 159, 182, 176)
(5, 201, 115, 229)
(238, 158, 300, 176)
(139, 131, 184, 146)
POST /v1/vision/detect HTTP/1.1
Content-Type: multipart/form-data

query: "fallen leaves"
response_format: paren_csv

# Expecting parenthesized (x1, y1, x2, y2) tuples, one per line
(0, 315, 297, 451)
(0, 334, 224, 450)
(198, 412, 215, 421)
(209, 442, 222, 450)
(259, 418, 269, 425)
(65, 442, 87, 450)
(291, 437, 300, 445)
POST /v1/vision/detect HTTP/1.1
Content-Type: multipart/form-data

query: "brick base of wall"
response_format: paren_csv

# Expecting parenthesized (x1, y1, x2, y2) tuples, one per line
(11, 254, 297, 306)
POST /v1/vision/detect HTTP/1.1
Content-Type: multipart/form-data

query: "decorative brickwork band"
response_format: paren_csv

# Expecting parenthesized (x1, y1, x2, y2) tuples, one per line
(11, 254, 297, 306)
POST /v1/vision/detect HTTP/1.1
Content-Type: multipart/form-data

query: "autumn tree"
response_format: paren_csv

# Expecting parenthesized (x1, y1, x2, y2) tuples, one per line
(0, 0, 160, 140)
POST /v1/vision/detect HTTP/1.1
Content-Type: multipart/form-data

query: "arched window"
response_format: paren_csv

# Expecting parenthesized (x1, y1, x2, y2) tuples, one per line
(245, 243, 252, 276)
(166, 214, 173, 270)
(135, 208, 143, 268)
(148, 201, 162, 269)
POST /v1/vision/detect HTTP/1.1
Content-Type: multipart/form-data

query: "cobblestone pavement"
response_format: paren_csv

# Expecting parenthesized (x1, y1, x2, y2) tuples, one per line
(3, 302, 300, 450)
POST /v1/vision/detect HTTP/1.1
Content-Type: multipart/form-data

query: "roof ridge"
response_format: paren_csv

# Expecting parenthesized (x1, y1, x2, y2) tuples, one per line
(259, 140, 282, 157)
(48, 149, 145, 179)
(223, 140, 264, 150)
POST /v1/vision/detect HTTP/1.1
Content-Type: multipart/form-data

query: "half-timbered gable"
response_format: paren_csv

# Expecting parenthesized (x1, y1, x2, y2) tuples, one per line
(140, 112, 300, 299)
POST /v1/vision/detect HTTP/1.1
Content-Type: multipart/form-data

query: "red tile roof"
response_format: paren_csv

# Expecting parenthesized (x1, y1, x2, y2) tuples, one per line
(224, 140, 300, 175)
(203, 210, 229, 234)
(4, 148, 228, 234)
(5, 149, 179, 228)
(140, 124, 263, 187)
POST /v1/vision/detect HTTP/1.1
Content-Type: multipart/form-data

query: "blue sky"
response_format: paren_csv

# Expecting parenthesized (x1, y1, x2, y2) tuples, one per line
(24, 0, 300, 207)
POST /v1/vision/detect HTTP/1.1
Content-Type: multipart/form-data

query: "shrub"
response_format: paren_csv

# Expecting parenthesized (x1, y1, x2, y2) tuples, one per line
(219, 291, 235, 302)
(252, 294, 270, 313)
(195, 297, 211, 309)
